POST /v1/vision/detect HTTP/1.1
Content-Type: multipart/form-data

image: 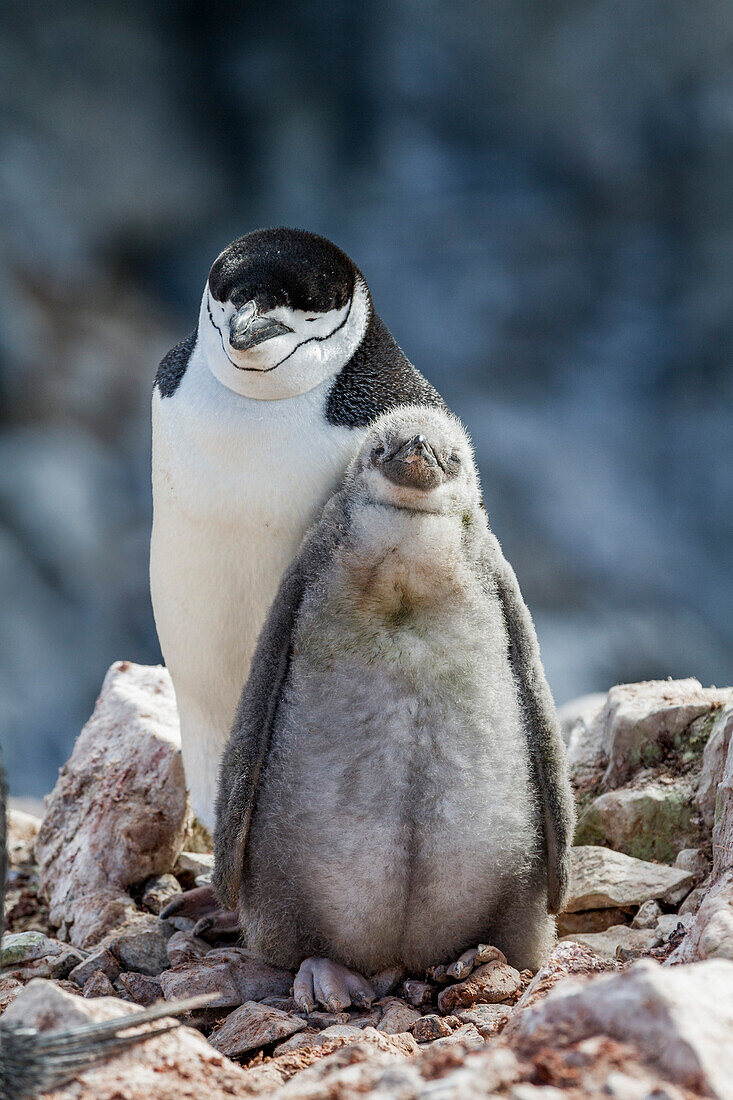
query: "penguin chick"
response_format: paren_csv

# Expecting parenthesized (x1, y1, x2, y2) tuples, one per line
(214, 405, 575, 1010)
(151, 227, 444, 843)
(0, 757, 212, 1099)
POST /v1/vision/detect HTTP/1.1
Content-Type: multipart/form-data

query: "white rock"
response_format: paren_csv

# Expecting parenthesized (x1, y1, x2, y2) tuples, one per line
(173, 851, 214, 878)
(3, 978, 248, 1099)
(697, 706, 733, 829)
(656, 912, 692, 938)
(631, 899, 662, 928)
(505, 940, 616, 1039)
(207, 1001, 306, 1058)
(428, 1022, 484, 1048)
(566, 706, 608, 792)
(674, 847, 711, 879)
(561, 925, 660, 959)
(599, 679, 726, 789)
(558, 692, 607, 744)
(512, 958, 733, 1099)
(574, 777, 700, 864)
(669, 869, 733, 963)
(565, 846, 694, 911)
(712, 712, 733, 878)
(6, 808, 41, 865)
(35, 662, 191, 948)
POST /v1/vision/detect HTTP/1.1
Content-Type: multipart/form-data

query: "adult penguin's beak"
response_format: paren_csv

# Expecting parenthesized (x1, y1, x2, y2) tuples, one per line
(229, 302, 293, 350)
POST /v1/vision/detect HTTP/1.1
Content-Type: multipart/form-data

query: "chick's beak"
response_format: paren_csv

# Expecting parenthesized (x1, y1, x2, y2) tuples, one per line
(229, 301, 294, 351)
(391, 434, 438, 466)
(382, 433, 442, 490)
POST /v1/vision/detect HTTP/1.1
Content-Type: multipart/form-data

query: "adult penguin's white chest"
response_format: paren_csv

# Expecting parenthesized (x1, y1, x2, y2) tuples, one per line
(151, 345, 361, 829)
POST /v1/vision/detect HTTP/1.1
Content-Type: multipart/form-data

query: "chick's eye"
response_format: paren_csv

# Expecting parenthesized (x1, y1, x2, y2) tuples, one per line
(305, 316, 318, 322)
(449, 452, 461, 465)
(371, 445, 385, 461)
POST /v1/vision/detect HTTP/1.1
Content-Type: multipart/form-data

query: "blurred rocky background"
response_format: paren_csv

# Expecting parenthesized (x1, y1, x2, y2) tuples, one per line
(1, 0, 732, 797)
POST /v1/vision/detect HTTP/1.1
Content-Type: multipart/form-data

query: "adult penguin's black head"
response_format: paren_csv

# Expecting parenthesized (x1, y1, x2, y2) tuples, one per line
(199, 227, 372, 400)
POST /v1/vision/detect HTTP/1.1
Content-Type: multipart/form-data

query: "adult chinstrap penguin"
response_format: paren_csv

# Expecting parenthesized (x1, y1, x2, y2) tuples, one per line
(152, 228, 444, 845)
(153, 227, 444, 930)
(214, 405, 576, 1011)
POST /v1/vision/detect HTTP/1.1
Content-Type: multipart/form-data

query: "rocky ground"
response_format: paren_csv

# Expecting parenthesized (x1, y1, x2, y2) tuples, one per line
(3, 661, 733, 1098)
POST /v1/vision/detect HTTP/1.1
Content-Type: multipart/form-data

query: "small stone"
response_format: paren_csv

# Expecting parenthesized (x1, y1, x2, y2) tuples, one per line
(83, 970, 117, 998)
(561, 924, 661, 959)
(402, 979, 433, 1006)
(173, 851, 215, 879)
(370, 965, 405, 998)
(348, 1010, 383, 1029)
(656, 913, 692, 939)
(272, 1028, 321, 1053)
(166, 930, 211, 967)
(0, 933, 85, 980)
(429, 1022, 484, 1048)
(141, 874, 182, 915)
(565, 846, 695, 911)
(318, 1023, 365, 1040)
(304, 1009, 351, 1029)
(69, 946, 121, 987)
(412, 1013, 453, 1041)
(475, 944, 506, 965)
(455, 1003, 513, 1037)
(260, 995, 296, 1012)
(679, 882, 709, 915)
(207, 1001, 306, 1058)
(1, 931, 66, 967)
(674, 848, 711, 880)
(425, 963, 450, 983)
(438, 960, 522, 1013)
(377, 996, 422, 1034)
(160, 946, 293, 1008)
(558, 908, 632, 936)
(632, 900, 663, 929)
(117, 972, 163, 1006)
(108, 915, 173, 976)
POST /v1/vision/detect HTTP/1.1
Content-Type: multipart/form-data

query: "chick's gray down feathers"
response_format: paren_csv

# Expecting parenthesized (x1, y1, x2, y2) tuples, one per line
(214, 406, 575, 971)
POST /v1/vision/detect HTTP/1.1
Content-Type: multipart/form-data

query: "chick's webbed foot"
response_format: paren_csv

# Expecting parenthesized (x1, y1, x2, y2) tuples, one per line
(160, 885, 239, 940)
(293, 957, 375, 1014)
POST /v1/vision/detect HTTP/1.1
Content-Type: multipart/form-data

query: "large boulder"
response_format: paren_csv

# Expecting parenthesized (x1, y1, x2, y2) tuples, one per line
(697, 706, 733, 828)
(565, 678, 728, 793)
(564, 845, 694, 912)
(574, 776, 702, 863)
(2, 979, 248, 1100)
(35, 661, 191, 948)
(511, 958, 733, 1099)
(670, 710, 733, 964)
(599, 679, 727, 790)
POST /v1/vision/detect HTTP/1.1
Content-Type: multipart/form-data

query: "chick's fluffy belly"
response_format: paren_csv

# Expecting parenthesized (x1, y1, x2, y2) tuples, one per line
(242, 511, 540, 973)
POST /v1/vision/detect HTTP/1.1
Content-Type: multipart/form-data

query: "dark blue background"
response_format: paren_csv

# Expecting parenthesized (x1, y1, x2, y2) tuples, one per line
(1, 1, 731, 796)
